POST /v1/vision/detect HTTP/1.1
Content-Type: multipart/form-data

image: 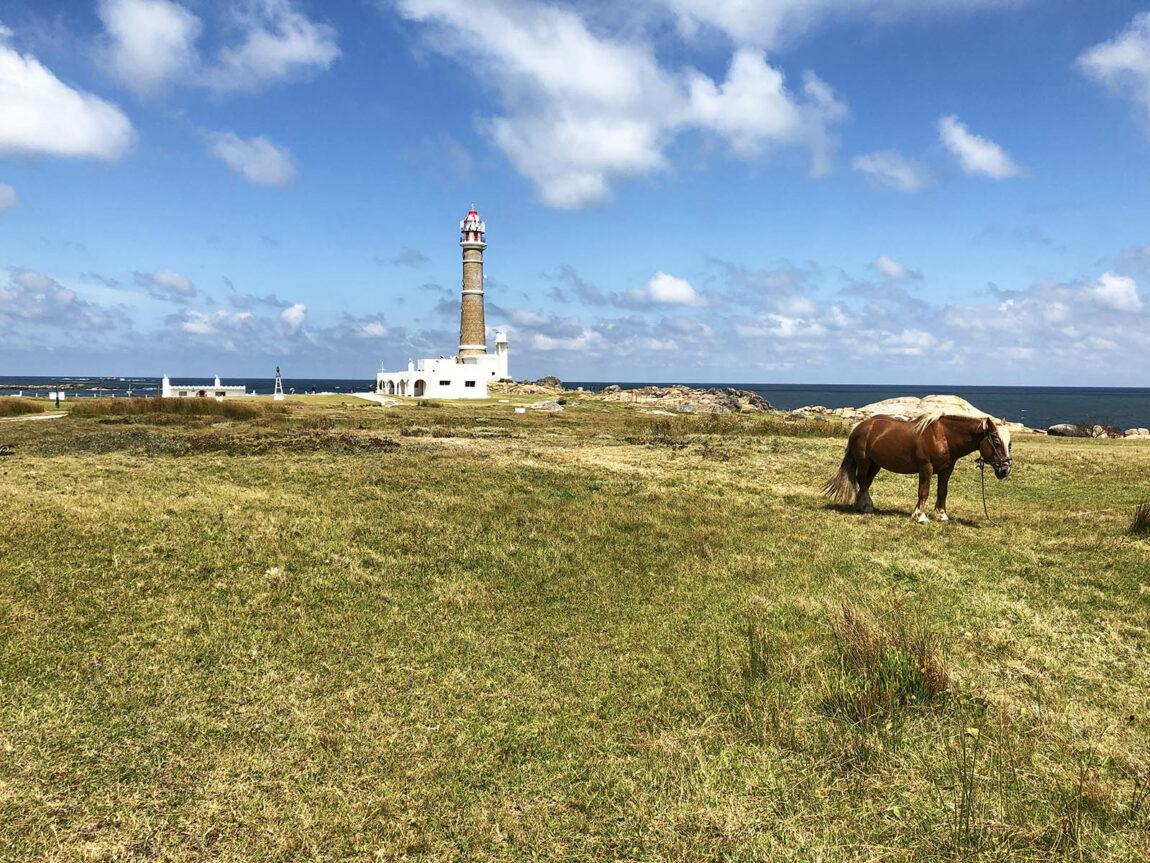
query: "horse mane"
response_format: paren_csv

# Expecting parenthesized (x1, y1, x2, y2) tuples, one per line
(913, 411, 990, 436)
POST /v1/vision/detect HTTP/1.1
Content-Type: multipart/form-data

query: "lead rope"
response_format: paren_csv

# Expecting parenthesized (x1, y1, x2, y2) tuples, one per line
(975, 458, 998, 526)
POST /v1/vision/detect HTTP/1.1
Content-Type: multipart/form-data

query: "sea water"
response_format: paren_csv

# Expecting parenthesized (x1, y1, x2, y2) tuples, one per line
(3, 376, 1148, 430)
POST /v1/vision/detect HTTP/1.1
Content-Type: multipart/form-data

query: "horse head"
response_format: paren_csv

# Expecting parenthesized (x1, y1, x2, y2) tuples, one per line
(979, 417, 1012, 479)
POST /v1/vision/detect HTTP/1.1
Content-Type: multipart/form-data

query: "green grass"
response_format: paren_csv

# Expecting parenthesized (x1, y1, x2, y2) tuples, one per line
(1, 396, 1148, 861)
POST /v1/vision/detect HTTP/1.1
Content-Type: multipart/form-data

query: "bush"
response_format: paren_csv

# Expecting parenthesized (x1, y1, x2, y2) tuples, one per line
(67, 397, 285, 420)
(1130, 500, 1150, 537)
(822, 598, 950, 722)
(0, 398, 47, 418)
(417, 400, 443, 408)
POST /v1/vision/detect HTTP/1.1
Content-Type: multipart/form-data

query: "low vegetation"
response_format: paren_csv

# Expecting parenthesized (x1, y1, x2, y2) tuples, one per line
(0, 396, 49, 418)
(1, 392, 1148, 860)
(67, 396, 287, 420)
(1130, 500, 1150, 536)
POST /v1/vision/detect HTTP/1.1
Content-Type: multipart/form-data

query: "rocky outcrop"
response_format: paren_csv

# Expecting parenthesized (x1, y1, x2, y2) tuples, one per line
(1125, 427, 1150, 439)
(1047, 423, 1089, 437)
(488, 380, 564, 395)
(793, 394, 1042, 433)
(599, 385, 775, 414)
(528, 399, 565, 412)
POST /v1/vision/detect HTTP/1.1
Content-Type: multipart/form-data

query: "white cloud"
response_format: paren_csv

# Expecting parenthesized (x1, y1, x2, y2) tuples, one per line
(531, 328, 606, 352)
(873, 255, 919, 280)
(687, 56, 846, 174)
(0, 268, 122, 330)
(173, 309, 252, 336)
(664, 0, 1022, 50)
(1088, 271, 1141, 312)
(204, 0, 340, 92)
(354, 321, 389, 339)
(94, 0, 338, 94)
(394, 0, 847, 208)
(0, 34, 134, 160)
(207, 131, 297, 186)
(626, 271, 707, 307)
(852, 150, 932, 192)
(1078, 12, 1150, 127)
(280, 302, 306, 331)
(0, 184, 17, 213)
(736, 313, 826, 339)
(937, 114, 1023, 179)
(507, 308, 552, 326)
(135, 268, 196, 301)
(97, 0, 202, 94)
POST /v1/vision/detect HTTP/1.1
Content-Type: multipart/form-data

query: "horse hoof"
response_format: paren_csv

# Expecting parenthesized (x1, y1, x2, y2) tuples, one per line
(936, 511, 949, 522)
(913, 512, 929, 524)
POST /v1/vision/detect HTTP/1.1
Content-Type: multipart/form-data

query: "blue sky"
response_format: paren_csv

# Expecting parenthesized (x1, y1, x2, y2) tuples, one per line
(2, 1, 1150, 384)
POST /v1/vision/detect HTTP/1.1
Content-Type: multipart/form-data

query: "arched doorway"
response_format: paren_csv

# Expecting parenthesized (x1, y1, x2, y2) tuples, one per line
(413, 379, 426, 397)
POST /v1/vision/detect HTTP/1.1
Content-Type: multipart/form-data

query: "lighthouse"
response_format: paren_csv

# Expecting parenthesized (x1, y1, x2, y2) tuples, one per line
(373, 206, 511, 399)
(458, 206, 487, 358)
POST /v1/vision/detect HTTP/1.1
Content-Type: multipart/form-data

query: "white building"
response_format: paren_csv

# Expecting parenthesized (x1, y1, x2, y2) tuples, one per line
(160, 375, 247, 399)
(375, 206, 511, 399)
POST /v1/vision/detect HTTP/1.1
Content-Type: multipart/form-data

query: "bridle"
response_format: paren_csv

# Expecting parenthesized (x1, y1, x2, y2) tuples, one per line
(974, 422, 1011, 526)
(978, 425, 1012, 473)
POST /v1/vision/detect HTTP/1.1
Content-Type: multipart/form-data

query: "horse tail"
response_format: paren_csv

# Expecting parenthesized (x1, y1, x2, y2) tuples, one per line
(823, 447, 858, 504)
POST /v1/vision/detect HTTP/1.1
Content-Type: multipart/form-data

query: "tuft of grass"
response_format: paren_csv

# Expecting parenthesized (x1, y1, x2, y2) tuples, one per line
(0, 397, 48, 417)
(68, 397, 285, 420)
(303, 414, 335, 430)
(1129, 500, 1150, 536)
(822, 597, 950, 722)
(417, 399, 443, 408)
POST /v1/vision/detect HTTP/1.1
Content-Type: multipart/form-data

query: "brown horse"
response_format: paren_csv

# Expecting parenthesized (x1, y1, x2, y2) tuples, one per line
(823, 413, 1012, 523)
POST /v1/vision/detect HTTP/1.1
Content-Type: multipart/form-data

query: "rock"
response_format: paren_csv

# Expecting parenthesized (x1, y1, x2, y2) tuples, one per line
(528, 399, 564, 412)
(602, 384, 621, 394)
(855, 394, 988, 420)
(1125, 427, 1150, 438)
(1048, 423, 1088, 437)
(533, 375, 564, 389)
(597, 384, 773, 414)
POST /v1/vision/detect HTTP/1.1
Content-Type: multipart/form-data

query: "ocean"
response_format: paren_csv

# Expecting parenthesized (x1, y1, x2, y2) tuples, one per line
(3, 376, 1149, 431)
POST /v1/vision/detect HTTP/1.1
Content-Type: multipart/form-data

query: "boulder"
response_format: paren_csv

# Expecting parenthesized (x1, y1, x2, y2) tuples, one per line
(1125, 427, 1150, 438)
(602, 384, 621, 394)
(1048, 423, 1088, 437)
(598, 385, 773, 414)
(528, 399, 564, 412)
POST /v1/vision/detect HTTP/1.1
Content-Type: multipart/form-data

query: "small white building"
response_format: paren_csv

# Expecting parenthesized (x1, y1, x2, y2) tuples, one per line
(375, 206, 512, 399)
(161, 375, 247, 399)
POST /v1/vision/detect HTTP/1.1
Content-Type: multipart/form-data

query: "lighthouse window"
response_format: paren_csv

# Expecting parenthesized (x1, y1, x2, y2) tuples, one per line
(440, 380, 451, 386)
(465, 381, 476, 388)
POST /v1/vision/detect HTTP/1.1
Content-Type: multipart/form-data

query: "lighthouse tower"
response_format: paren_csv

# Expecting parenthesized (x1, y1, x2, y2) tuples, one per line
(373, 206, 511, 398)
(458, 206, 487, 359)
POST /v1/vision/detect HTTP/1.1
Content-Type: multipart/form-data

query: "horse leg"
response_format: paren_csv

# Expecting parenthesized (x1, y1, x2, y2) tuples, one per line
(911, 465, 933, 523)
(856, 461, 879, 513)
(934, 467, 952, 522)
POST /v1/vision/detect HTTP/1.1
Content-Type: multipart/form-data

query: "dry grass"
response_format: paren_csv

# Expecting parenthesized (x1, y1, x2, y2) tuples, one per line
(1, 395, 1149, 861)
(67, 396, 286, 420)
(0, 397, 49, 417)
(823, 597, 950, 721)
(1129, 500, 1150, 536)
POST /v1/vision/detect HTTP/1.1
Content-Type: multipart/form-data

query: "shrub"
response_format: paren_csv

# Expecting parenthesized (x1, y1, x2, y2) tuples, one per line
(68, 397, 285, 420)
(0, 398, 47, 418)
(822, 598, 949, 722)
(417, 399, 443, 408)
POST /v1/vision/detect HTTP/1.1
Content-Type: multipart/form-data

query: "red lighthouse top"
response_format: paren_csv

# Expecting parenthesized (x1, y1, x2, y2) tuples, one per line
(460, 206, 486, 244)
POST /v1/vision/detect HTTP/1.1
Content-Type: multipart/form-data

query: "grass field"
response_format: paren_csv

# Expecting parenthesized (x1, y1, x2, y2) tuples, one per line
(2, 395, 1148, 861)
